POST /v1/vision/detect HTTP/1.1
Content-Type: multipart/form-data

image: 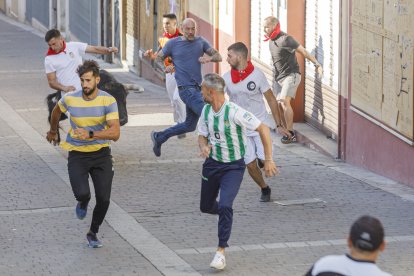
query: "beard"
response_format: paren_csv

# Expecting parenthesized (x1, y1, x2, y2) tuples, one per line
(83, 86, 95, 96)
(230, 63, 239, 70)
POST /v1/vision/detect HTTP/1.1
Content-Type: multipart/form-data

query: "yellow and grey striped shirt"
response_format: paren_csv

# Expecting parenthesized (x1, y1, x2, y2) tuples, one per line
(58, 90, 119, 152)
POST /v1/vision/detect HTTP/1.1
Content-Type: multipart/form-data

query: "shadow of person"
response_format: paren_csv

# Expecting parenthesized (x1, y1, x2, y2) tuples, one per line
(310, 36, 325, 125)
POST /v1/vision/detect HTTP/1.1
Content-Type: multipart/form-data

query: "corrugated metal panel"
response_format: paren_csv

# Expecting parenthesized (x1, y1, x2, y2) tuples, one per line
(305, 0, 339, 139)
(69, 0, 100, 45)
(26, 0, 49, 27)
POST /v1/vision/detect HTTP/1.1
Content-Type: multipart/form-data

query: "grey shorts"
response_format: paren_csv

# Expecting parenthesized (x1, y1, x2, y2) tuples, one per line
(273, 73, 301, 100)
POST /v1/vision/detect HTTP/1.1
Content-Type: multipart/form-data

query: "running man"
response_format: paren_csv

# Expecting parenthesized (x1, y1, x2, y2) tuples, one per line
(144, 13, 186, 134)
(223, 42, 288, 202)
(198, 73, 278, 270)
(46, 60, 120, 248)
(44, 29, 118, 94)
(151, 18, 222, 157)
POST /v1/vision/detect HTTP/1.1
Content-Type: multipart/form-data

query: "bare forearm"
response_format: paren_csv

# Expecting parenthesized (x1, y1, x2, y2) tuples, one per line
(93, 125, 120, 141)
(50, 106, 62, 131)
(48, 79, 65, 91)
(198, 135, 209, 150)
(257, 124, 273, 160)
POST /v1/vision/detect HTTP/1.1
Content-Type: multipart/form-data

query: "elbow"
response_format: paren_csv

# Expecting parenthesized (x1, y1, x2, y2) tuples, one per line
(113, 133, 120, 142)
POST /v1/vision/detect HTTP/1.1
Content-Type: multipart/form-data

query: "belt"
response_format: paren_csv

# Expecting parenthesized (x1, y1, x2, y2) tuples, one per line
(177, 84, 201, 91)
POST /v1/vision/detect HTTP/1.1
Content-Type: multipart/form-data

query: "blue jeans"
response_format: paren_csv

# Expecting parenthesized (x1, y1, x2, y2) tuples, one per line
(156, 86, 205, 144)
(200, 158, 246, 248)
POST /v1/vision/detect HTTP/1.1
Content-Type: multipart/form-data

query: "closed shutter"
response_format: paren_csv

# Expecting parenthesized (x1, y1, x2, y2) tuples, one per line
(304, 0, 339, 139)
(69, 0, 100, 45)
(26, 0, 49, 28)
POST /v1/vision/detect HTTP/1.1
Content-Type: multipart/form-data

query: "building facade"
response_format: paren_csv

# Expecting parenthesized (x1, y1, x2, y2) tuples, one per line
(1, 0, 413, 187)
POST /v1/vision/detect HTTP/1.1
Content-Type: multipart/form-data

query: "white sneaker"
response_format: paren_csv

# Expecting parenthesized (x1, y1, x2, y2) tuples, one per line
(210, 251, 226, 270)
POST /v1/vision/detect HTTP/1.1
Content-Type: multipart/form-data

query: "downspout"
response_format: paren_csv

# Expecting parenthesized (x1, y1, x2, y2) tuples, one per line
(214, 0, 219, 73)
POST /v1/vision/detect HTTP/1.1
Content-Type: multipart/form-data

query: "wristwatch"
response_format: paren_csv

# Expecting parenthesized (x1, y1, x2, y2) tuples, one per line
(89, 130, 94, 139)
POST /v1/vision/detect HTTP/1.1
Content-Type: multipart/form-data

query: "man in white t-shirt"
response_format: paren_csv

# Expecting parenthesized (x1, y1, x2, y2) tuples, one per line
(305, 215, 392, 276)
(223, 42, 289, 202)
(197, 73, 279, 270)
(44, 29, 118, 94)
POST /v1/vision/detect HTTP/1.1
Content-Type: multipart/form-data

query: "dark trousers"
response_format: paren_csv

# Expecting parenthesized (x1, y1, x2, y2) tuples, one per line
(156, 86, 205, 144)
(200, 158, 246, 248)
(68, 147, 114, 233)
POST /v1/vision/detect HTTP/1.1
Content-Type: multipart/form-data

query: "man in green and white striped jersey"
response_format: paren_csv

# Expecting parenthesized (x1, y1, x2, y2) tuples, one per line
(197, 73, 279, 270)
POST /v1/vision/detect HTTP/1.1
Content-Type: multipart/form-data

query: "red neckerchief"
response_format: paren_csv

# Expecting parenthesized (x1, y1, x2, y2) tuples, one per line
(163, 28, 181, 39)
(230, 61, 255, 84)
(264, 23, 281, 42)
(46, 41, 66, 56)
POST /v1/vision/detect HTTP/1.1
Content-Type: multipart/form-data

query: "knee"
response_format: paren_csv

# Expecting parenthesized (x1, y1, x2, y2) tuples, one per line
(96, 196, 110, 208)
(185, 120, 198, 132)
(75, 193, 91, 203)
(246, 160, 257, 170)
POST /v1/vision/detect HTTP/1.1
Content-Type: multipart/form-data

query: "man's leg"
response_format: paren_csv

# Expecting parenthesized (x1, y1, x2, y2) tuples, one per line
(210, 159, 245, 270)
(89, 148, 113, 234)
(151, 87, 204, 156)
(200, 158, 221, 215)
(280, 96, 294, 131)
(279, 73, 301, 143)
(87, 148, 114, 248)
(217, 160, 245, 249)
(245, 136, 272, 202)
(68, 151, 91, 219)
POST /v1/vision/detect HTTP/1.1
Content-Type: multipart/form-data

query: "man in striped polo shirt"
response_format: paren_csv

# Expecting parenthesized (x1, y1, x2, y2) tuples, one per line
(197, 73, 279, 270)
(46, 60, 120, 248)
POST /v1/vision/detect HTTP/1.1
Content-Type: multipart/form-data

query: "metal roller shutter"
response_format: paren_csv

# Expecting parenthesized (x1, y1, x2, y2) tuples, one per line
(304, 0, 339, 139)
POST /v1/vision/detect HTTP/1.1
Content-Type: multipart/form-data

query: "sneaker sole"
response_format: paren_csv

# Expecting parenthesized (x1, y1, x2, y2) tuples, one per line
(88, 243, 103, 248)
(210, 263, 225, 270)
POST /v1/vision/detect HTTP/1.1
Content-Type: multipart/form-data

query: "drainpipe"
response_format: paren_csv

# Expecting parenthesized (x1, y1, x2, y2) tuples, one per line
(214, 0, 219, 73)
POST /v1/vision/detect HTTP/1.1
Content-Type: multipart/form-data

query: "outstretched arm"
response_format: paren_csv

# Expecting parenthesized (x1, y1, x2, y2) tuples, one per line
(86, 45, 118, 55)
(296, 45, 323, 76)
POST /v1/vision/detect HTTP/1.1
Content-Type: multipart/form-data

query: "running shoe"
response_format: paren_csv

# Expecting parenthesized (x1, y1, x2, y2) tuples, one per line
(87, 231, 103, 248)
(281, 132, 297, 144)
(151, 131, 162, 157)
(210, 251, 226, 270)
(75, 202, 87, 220)
(260, 186, 271, 202)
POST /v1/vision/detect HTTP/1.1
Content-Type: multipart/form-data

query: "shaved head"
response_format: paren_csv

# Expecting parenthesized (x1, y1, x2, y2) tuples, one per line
(181, 18, 197, 40)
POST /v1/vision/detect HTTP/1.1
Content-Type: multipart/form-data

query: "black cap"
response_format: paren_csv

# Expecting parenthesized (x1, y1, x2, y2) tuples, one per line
(350, 215, 384, 252)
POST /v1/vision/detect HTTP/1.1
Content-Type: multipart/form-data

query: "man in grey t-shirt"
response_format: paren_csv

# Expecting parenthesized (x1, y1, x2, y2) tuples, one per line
(263, 16, 323, 144)
(150, 18, 222, 157)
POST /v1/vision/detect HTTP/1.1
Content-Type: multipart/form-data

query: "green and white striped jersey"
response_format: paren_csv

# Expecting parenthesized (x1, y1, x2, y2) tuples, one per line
(197, 100, 261, 163)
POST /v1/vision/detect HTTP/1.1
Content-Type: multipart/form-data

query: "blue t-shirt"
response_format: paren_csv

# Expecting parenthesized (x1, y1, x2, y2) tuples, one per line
(162, 36, 211, 87)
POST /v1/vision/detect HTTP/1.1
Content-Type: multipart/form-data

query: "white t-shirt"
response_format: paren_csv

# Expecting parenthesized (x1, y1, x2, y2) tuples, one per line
(307, 254, 392, 276)
(198, 100, 261, 163)
(44, 42, 87, 91)
(223, 68, 271, 136)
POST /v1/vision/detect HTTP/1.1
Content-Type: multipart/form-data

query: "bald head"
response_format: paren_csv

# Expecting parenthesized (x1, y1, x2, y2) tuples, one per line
(182, 18, 197, 40)
(263, 16, 280, 37)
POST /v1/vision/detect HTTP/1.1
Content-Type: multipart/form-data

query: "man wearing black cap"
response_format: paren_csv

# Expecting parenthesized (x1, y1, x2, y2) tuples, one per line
(305, 215, 391, 276)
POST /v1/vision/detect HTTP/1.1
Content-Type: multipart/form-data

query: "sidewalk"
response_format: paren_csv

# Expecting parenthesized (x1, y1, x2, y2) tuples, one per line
(1, 14, 414, 276)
